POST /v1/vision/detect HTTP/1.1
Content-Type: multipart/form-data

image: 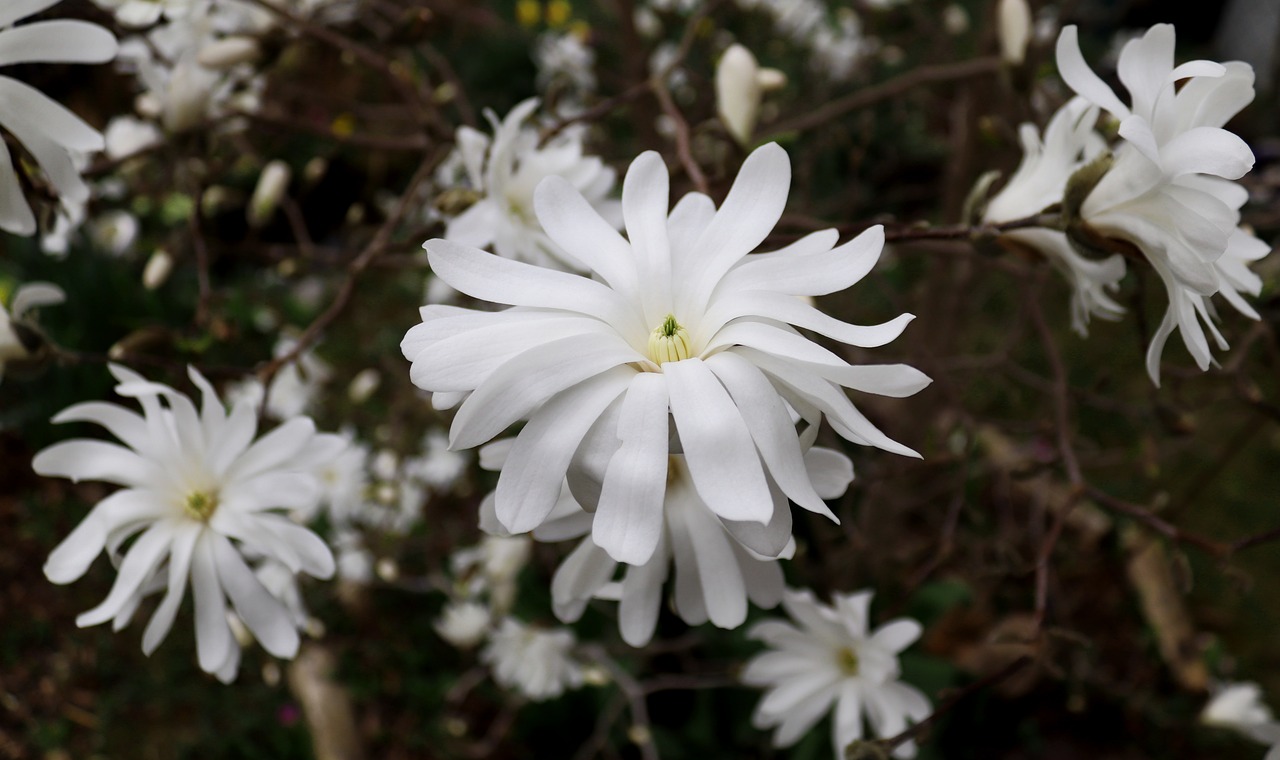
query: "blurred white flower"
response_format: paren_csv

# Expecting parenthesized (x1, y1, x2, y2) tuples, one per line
(311, 432, 369, 526)
(1202, 682, 1280, 759)
(405, 143, 928, 567)
(450, 535, 531, 614)
(434, 600, 492, 649)
(142, 249, 175, 290)
(93, 0, 196, 27)
(227, 336, 330, 420)
(88, 210, 141, 257)
(247, 160, 291, 228)
(438, 97, 622, 271)
(0, 282, 65, 382)
(744, 588, 931, 758)
(0, 1, 117, 236)
(481, 618, 584, 701)
(1057, 24, 1267, 383)
(534, 30, 596, 103)
(35, 365, 343, 682)
(404, 429, 470, 491)
(104, 115, 163, 160)
(984, 98, 1126, 335)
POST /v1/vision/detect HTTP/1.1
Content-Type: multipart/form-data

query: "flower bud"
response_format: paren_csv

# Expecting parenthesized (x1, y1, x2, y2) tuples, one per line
(197, 36, 262, 70)
(997, 0, 1032, 65)
(716, 44, 764, 147)
(143, 249, 174, 290)
(248, 160, 291, 229)
(347, 368, 381, 404)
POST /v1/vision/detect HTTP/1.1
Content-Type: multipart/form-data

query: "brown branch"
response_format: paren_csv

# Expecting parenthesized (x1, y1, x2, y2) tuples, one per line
(763, 56, 1003, 138)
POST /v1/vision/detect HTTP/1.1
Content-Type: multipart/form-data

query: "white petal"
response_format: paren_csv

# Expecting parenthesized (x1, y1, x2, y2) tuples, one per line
(619, 151, 673, 324)
(44, 488, 167, 584)
(443, 199, 499, 247)
(1161, 126, 1254, 180)
(495, 366, 633, 534)
(833, 681, 865, 752)
(141, 521, 202, 654)
(871, 619, 923, 653)
(0, 0, 61, 28)
(1055, 26, 1130, 119)
(0, 20, 117, 67)
(593, 372, 670, 564)
(680, 143, 791, 315)
(721, 226, 881, 297)
(767, 680, 841, 747)
(671, 487, 749, 629)
(664, 358, 773, 523)
(550, 538, 617, 622)
(191, 532, 234, 675)
(667, 191, 717, 261)
(212, 533, 299, 659)
(704, 352, 835, 518)
(424, 238, 643, 336)
(33, 439, 159, 487)
(804, 446, 855, 499)
(51, 401, 151, 452)
(223, 417, 315, 482)
(0, 139, 34, 235)
(535, 174, 641, 298)
(450, 336, 639, 450)
(10, 282, 64, 317)
(77, 520, 175, 627)
(700, 289, 914, 349)
(618, 544, 669, 646)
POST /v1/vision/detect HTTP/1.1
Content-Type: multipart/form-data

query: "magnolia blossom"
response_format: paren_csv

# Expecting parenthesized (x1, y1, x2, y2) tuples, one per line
(120, 4, 263, 133)
(743, 589, 931, 759)
(481, 618, 584, 701)
(984, 97, 1126, 335)
(0, 282, 65, 382)
(1202, 682, 1280, 759)
(404, 429, 470, 491)
(35, 365, 342, 681)
(436, 98, 622, 271)
(0, 1, 117, 236)
(404, 143, 928, 568)
(1057, 24, 1267, 382)
(434, 599, 492, 649)
(479, 437, 853, 646)
(226, 337, 330, 420)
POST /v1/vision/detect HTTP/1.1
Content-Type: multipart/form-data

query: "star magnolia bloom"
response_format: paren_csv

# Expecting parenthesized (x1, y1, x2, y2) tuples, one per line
(440, 97, 622, 271)
(481, 618, 584, 701)
(403, 143, 929, 567)
(35, 365, 343, 682)
(1057, 24, 1268, 382)
(984, 97, 1126, 335)
(743, 588, 931, 759)
(478, 438, 853, 646)
(0, 0, 117, 236)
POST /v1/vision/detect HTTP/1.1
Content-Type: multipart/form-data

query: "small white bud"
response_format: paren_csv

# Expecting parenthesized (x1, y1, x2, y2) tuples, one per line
(997, 0, 1032, 65)
(248, 160, 291, 229)
(943, 4, 970, 35)
(347, 368, 381, 404)
(142, 249, 174, 290)
(197, 36, 262, 70)
(755, 67, 787, 92)
(716, 44, 763, 147)
(433, 600, 491, 649)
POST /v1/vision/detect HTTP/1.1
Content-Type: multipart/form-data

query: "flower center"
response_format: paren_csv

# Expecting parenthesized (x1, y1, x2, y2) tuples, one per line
(183, 490, 219, 522)
(648, 314, 691, 365)
(837, 646, 860, 676)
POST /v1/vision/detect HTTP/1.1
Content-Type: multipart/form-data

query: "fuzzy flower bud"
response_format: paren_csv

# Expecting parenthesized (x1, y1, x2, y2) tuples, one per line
(248, 161, 291, 229)
(997, 0, 1032, 64)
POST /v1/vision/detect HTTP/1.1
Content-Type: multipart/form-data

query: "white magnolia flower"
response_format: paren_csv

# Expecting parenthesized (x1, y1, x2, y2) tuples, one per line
(984, 97, 1126, 335)
(1202, 682, 1280, 759)
(312, 432, 369, 526)
(1057, 25, 1267, 382)
(0, 1, 117, 236)
(88, 210, 141, 257)
(434, 599, 492, 649)
(103, 115, 163, 160)
(450, 534, 531, 614)
(438, 97, 622, 271)
(744, 588, 931, 759)
(35, 365, 342, 681)
(481, 618, 584, 701)
(404, 142, 928, 567)
(480, 439, 853, 646)
(534, 30, 597, 101)
(0, 282, 65, 381)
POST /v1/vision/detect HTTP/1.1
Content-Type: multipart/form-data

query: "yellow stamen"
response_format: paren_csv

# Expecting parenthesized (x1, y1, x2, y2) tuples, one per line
(184, 491, 219, 522)
(837, 646, 860, 675)
(648, 314, 691, 365)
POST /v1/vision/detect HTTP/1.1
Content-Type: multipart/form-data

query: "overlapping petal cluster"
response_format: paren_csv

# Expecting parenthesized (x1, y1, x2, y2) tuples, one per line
(743, 589, 930, 759)
(1056, 24, 1269, 382)
(403, 142, 929, 570)
(439, 97, 622, 271)
(480, 618, 585, 701)
(984, 97, 1127, 335)
(0, 0, 117, 236)
(35, 365, 343, 681)
(478, 437, 854, 646)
